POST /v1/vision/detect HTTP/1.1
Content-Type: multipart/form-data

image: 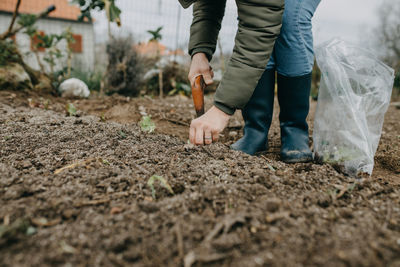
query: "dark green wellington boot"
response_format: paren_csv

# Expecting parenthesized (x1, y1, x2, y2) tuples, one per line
(277, 73, 313, 163)
(231, 69, 275, 155)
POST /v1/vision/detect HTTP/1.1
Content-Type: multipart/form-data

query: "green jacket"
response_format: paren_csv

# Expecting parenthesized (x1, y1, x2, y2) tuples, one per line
(183, 0, 284, 115)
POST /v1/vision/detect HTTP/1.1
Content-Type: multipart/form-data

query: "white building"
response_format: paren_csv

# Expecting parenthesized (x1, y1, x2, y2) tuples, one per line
(0, 0, 95, 72)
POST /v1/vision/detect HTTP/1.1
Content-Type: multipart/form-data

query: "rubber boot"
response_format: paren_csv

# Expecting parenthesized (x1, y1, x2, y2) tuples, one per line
(231, 69, 275, 155)
(277, 73, 313, 163)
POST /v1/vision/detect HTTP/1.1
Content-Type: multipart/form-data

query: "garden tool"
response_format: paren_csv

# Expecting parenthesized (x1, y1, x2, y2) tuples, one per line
(191, 75, 205, 117)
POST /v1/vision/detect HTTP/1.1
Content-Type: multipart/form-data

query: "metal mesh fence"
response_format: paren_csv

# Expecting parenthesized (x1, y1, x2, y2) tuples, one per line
(93, 0, 238, 56)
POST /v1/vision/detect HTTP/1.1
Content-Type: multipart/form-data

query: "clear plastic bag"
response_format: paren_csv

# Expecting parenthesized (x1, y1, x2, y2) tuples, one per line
(313, 38, 395, 176)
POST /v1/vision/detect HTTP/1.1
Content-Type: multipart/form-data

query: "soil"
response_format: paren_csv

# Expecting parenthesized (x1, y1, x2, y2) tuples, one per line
(1, 90, 400, 267)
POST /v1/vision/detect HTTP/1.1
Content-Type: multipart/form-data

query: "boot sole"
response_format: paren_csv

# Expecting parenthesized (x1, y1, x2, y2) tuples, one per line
(282, 157, 313, 164)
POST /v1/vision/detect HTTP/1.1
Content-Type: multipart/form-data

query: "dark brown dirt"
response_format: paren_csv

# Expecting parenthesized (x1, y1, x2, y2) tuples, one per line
(1, 90, 400, 267)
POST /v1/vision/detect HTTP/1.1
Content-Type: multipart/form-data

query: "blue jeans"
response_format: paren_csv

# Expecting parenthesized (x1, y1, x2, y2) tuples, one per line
(266, 0, 321, 77)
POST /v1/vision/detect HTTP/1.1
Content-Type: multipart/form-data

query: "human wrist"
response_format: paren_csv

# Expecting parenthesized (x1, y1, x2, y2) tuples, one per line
(192, 52, 208, 61)
(213, 101, 235, 116)
(212, 105, 232, 118)
(190, 48, 213, 61)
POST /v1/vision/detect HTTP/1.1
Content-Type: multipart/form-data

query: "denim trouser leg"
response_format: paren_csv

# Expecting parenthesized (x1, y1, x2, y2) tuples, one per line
(267, 0, 321, 77)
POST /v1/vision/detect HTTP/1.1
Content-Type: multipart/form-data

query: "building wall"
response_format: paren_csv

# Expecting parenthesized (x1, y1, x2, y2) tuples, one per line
(0, 14, 95, 72)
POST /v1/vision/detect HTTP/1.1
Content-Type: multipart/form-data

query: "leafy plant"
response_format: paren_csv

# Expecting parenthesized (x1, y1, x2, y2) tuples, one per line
(118, 130, 127, 139)
(105, 36, 143, 96)
(70, 68, 102, 91)
(28, 29, 74, 74)
(144, 62, 190, 96)
(100, 113, 106, 122)
(147, 26, 163, 42)
(103, 0, 121, 26)
(320, 146, 363, 165)
(0, 218, 34, 239)
(18, 13, 76, 79)
(17, 14, 37, 30)
(72, 0, 121, 26)
(0, 40, 19, 66)
(147, 175, 174, 200)
(168, 82, 191, 96)
(139, 115, 156, 133)
(0, 0, 122, 93)
(66, 103, 77, 116)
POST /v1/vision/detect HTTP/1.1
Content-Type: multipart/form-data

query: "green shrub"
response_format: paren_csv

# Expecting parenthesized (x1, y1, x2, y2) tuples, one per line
(0, 40, 19, 66)
(105, 36, 143, 96)
(70, 68, 102, 92)
(144, 61, 190, 96)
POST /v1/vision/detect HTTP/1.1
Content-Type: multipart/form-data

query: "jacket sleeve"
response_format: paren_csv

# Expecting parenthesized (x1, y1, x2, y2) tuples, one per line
(214, 0, 284, 115)
(188, 0, 227, 61)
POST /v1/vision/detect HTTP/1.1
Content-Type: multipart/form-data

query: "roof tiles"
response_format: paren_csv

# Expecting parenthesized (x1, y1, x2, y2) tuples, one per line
(0, 0, 83, 22)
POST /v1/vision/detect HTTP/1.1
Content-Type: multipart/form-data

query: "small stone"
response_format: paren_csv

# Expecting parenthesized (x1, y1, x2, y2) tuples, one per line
(59, 78, 90, 98)
(62, 209, 77, 219)
(26, 226, 37, 236)
(106, 186, 115, 193)
(229, 131, 237, 137)
(21, 160, 32, 169)
(254, 257, 264, 265)
(184, 143, 195, 150)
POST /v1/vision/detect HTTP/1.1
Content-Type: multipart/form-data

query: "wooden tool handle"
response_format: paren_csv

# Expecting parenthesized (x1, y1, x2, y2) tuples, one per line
(192, 75, 205, 117)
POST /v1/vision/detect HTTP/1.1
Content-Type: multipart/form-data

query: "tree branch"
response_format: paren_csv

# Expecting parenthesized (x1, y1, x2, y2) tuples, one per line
(0, 5, 56, 40)
(0, 0, 22, 40)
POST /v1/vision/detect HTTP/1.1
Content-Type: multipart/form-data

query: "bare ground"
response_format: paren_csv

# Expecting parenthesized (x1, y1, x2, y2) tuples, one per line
(0, 90, 399, 267)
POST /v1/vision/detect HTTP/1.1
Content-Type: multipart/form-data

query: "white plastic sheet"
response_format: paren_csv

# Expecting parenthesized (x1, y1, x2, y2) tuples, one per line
(313, 39, 395, 176)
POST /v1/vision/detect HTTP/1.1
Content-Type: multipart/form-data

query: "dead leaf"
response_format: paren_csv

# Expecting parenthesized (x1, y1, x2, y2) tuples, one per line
(54, 158, 97, 174)
(60, 241, 77, 254)
(110, 207, 123, 215)
(31, 217, 61, 227)
(54, 157, 111, 175)
(144, 196, 153, 202)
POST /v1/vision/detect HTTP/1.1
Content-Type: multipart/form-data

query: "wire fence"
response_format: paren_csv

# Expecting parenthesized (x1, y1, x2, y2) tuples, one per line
(93, 0, 238, 56)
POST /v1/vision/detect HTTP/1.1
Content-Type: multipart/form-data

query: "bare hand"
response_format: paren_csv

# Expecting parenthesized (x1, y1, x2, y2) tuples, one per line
(189, 106, 230, 145)
(188, 53, 214, 87)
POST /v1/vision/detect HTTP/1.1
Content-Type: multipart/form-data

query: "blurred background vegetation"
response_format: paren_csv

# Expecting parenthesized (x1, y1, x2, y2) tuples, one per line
(0, 0, 399, 100)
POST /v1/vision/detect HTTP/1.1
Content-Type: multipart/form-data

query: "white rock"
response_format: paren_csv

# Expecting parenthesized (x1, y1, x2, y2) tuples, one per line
(59, 78, 90, 98)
